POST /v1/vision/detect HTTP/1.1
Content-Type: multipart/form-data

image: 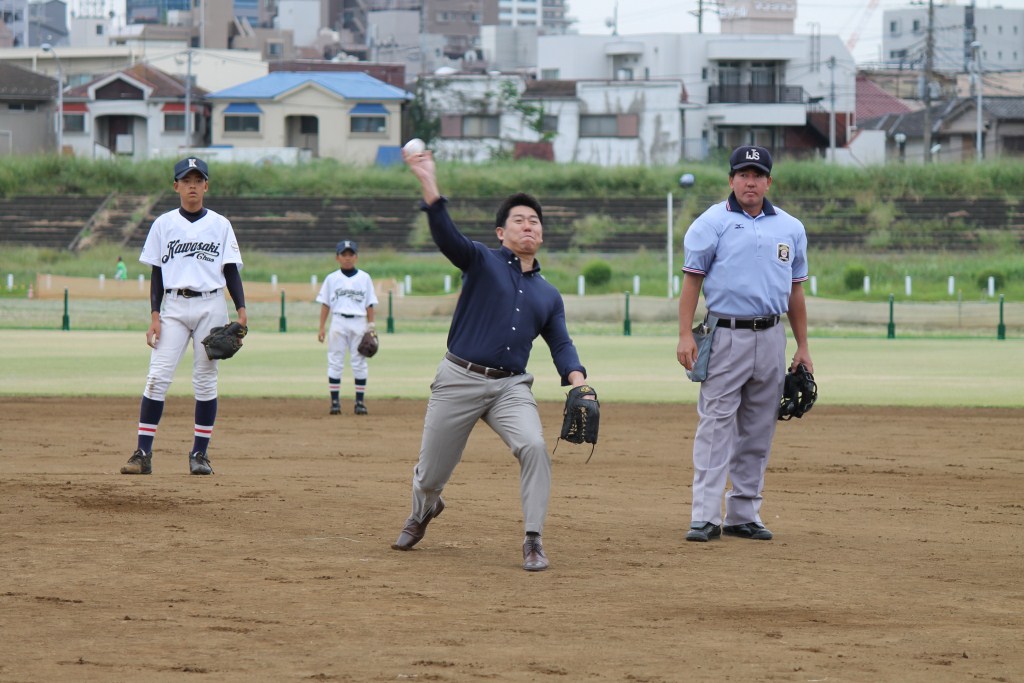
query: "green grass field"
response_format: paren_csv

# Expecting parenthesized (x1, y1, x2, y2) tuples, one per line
(2, 330, 1021, 407)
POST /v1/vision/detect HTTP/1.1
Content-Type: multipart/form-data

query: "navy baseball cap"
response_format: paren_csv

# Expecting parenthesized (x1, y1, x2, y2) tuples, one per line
(729, 146, 772, 175)
(336, 240, 358, 254)
(174, 157, 209, 180)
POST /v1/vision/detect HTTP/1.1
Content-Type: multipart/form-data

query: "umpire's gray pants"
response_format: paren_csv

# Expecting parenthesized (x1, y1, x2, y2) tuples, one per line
(408, 358, 551, 535)
(691, 323, 787, 527)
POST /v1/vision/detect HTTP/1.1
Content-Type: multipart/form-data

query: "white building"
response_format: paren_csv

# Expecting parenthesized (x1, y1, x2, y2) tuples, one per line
(882, 5, 1024, 73)
(537, 30, 856, 162)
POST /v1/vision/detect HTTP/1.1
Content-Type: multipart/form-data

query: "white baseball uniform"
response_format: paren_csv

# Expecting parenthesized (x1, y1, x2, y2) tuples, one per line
(316, 268, 378, 380)
(140, 208, 243, 401)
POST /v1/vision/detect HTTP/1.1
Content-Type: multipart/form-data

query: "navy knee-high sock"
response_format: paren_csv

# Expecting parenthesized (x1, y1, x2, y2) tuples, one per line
(137, 396, 164, 453)
(192, 398, 218, 455)
(329, 377, 341, 404)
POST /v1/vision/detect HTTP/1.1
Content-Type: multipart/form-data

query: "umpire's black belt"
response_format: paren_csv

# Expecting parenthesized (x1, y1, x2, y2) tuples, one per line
(716, 315, 780, 331)
(445, 352, 515, 379)
(166, 288, 218, 298)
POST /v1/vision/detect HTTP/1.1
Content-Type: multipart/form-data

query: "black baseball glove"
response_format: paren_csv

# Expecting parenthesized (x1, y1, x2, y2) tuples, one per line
(357, 329, 379, 357)
(201, 321, 247, 360)
(557, 384, 600, 462)
(778, 363, 817, 420)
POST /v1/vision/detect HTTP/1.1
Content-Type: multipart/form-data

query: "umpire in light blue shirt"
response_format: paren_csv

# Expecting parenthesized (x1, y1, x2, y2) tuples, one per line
(392, 143, 593, 572)
(676, 145, 813, 544)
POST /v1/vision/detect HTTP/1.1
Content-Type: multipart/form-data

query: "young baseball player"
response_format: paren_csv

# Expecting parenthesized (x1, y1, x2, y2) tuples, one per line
(316, 240, 378, 415)
(119, 156, 246, 476)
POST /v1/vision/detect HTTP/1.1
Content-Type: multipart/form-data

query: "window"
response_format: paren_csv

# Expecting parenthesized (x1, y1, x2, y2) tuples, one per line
(164, 113, 186, 132)
(462, 115, 500, 138)
(225, 115, 260, 132)
(889, 20, 899, 35)
(63, 114, 85, 132)
(579, 114, 638, 138)
(912, 19, 922, 33)
(541, 115, 558, 134)
(351, 116, 386, 133)
(8, 103, 37, 111)
(541, 68, 559, 80)
(267, 41, 283, 58)
(96, 24, 104, 35)
(350, 103, 388, 134)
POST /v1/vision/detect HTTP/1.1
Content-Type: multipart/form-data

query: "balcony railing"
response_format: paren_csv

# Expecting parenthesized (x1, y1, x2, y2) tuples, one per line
(707, 84, 806, 105)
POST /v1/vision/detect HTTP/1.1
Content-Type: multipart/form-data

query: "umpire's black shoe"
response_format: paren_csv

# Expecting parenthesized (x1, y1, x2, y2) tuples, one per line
(189, 451, 214, 475)
(522, 534, 549, 572)
(354, 401, 368, 415)
(391, 499, 445, 550)
(723, 522, 773, 540)
(330, 401, 341, 415)
(120, 449, 152, 475)
(685, 521, 722, 542)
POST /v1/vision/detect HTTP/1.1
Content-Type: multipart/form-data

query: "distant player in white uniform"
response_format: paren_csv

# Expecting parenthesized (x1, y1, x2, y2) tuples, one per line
(120, 157, 247, 476)
(317, 240, 377, 415)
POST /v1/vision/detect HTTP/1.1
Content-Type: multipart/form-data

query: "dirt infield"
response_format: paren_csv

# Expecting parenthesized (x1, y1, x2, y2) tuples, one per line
(1, 397, 1021, 682)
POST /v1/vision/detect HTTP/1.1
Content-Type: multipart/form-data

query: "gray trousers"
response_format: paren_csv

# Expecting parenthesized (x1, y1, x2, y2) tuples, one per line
(691, 323, 787, 526)
(407, 358, 551, 535)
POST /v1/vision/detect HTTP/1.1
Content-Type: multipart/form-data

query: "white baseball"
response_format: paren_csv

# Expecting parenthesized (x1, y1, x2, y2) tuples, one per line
(403, 138, 426, 155)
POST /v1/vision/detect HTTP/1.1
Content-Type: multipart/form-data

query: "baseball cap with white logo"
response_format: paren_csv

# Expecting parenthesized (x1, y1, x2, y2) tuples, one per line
(336, 240, 358, 254)
(174, 157, 209, 181)
(729, 146, 773, 175)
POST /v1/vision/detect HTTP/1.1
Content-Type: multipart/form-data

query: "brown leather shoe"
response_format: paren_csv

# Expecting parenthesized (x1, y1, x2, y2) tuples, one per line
(522, 535, 549, 572)
(391, 499, 445, 550)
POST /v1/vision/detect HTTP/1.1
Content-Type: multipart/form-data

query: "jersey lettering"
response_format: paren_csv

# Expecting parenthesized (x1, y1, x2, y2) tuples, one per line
(333, 287, 366, 304)
(162, 239, 223, 264)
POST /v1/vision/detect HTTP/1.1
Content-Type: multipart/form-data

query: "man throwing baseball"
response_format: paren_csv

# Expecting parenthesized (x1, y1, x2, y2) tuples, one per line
(120, 157, 246, 476)
(676, 145, 812, 542)
(394, 145, 593, 572)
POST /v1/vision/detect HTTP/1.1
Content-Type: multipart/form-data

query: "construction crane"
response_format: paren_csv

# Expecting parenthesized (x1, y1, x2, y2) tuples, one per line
(845, 0, 881, 51)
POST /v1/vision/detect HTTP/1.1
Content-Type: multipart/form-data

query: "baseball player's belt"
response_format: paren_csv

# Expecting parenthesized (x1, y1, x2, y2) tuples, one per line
(445, 351, 515, 379)
(166, 288, 218, 298)
(715, 315, 780, 330)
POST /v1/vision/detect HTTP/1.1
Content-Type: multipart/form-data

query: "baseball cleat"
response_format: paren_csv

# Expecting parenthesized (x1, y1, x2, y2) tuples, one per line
(685, 521, 722, 542)
(330, 401, 341, 415)
(723, 522, 773, 540)
(189, 451, 214, 475)
(120, 449, 152, 475)
(354, 401, 368, 415)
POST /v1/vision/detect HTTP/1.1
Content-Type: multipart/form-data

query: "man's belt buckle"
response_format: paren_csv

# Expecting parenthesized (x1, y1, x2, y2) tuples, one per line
(752, 316, 772, 331)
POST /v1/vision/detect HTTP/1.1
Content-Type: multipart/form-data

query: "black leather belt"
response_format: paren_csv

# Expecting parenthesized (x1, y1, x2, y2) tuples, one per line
(166, 288, 217, 298)
(445, 352, 515, 379)
(336, 313, 356, 318)
(716, 315, 780, 330)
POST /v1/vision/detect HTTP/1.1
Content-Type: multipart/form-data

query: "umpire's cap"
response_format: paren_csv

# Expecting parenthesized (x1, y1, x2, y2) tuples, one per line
(336, 240, 358, 254)
(174, 157, 209, 181)
(729, 145, 772, 175)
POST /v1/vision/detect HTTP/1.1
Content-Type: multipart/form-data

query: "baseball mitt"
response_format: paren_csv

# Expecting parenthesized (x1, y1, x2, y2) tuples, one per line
(357, 329, 379, 358)
(557, 384, 600, 462)
(778, 363, 817, 420)
(201, 321, 247, 360)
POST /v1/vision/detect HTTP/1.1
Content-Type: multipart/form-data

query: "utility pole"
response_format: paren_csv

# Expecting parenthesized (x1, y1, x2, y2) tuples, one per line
(923, 0, 934, 163)
(183, 48, 192, 151)
(828, 56, 836, 162)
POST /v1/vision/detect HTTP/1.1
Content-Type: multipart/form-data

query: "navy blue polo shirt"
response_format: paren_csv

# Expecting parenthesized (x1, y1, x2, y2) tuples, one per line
(423, 198, 586, 385)
(682, 192, 808, 317)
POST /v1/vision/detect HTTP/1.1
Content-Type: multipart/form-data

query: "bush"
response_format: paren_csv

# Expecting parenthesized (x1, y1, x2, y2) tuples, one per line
(843, 265, 867, 291)
(582, 260, 612, 287)
(976, 269, 1006, 290)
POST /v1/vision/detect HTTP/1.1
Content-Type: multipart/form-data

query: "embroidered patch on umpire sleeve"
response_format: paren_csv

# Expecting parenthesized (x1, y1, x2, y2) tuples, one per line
(777, 243, 791, 262)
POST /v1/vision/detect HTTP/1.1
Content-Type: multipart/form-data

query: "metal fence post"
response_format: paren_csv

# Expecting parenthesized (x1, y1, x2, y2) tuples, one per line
(998, 294, 1006, 340)
(623, 292, 631, 336)
(386, 290, 395, 333)
(279, 290, 287, 333)
(62, 288, 70, 331)
(887, 293, 895, 339)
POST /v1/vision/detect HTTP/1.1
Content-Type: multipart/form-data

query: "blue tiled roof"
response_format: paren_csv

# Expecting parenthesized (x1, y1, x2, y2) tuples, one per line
(208, 71, 412, 101)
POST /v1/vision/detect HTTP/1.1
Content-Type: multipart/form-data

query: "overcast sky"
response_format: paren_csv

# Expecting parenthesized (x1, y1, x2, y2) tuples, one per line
(567, 0, 1024, 65)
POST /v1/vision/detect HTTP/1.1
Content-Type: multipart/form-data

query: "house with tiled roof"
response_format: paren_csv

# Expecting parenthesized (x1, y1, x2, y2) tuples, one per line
(859, 96, 1024, 163)
(62, 63, 208, 159)
(0, 62, 58, 155)
(206, 71, 413, 164)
